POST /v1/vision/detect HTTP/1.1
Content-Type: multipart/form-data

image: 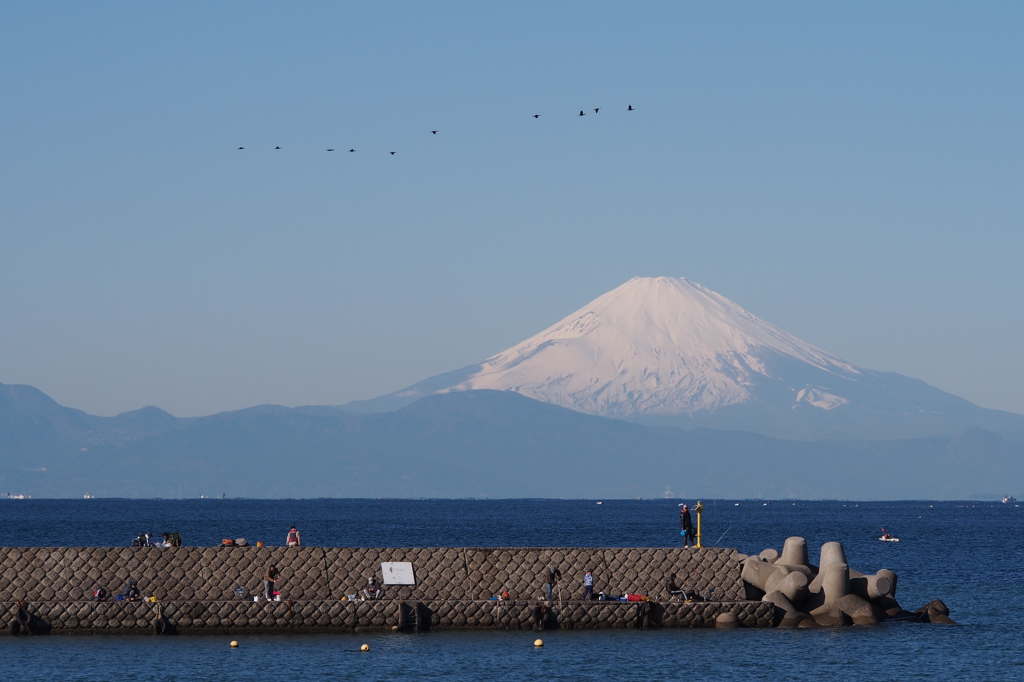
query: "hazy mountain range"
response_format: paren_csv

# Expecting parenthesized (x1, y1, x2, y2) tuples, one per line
(1, 385, 1021, 501)
(2, 276, 1022, 499)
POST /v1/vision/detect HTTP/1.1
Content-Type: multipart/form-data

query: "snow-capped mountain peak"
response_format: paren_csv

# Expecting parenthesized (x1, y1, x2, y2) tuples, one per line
(343, 276, 1016, 440)
(444, 276, 858, 417)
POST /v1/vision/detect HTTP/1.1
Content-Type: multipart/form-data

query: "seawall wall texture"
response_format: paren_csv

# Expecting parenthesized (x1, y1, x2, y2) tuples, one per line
(1, 546, 772, 633)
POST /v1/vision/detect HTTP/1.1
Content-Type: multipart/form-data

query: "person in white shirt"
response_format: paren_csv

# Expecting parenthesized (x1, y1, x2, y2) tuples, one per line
(582, 570, 594, 601)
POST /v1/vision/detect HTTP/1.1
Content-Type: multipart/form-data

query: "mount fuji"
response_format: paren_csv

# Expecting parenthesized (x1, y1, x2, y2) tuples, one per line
(343, 276, 1024, 440)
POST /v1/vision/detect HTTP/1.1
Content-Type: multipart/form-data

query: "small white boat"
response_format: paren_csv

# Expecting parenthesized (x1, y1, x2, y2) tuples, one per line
(879, 528, 899, 542)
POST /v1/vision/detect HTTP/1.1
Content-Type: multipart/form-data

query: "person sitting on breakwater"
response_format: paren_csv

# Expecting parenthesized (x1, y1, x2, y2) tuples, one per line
(680, 505, 695, 548)
(540, 566, 562, 601)
(122, 580, 141, 602)
(131, 533, 151, 547)
(264, 564, 279, 601)
(666, 573, 687, 600)
(362, 577, 382, 600)
(582, 570, 594, 601)
(286, 526, 301, 547)
(93, 587, 108, 602)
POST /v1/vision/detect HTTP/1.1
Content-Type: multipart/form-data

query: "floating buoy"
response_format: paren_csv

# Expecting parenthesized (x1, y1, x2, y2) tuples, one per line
(360, 644, 370, 652)
(534, 638, 543, 647)
(230, 641, 238, 648)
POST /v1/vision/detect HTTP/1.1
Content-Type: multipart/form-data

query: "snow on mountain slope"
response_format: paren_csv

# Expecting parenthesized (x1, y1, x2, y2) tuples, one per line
(444, 276, 859, 418)
(341, 276, 1024, 440)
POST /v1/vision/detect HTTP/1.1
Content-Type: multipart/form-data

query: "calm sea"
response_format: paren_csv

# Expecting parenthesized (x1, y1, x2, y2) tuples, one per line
(0, 498, 1020, 681)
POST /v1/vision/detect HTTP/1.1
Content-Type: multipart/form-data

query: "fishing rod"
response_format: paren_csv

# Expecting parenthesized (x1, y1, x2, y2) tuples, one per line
(679, 524, 734, 601)
(713, 525, 732, 547)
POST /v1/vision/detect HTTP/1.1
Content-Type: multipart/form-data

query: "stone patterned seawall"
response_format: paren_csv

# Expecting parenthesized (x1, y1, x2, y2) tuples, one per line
(0, 546, 773, 634)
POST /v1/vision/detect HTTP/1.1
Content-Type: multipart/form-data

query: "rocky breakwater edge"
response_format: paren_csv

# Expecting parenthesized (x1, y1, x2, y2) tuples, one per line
(741, 536, 955, 628)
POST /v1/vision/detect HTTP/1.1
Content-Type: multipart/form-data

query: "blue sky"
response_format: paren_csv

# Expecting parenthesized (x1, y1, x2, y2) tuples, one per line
(1, 2, 1022, 417)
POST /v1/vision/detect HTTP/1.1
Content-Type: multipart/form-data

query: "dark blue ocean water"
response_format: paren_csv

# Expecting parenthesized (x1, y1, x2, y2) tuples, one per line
(1, 498, 1021, 681)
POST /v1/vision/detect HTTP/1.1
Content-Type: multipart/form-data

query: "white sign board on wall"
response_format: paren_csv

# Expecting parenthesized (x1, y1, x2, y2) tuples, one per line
(381, 562, 415, 585)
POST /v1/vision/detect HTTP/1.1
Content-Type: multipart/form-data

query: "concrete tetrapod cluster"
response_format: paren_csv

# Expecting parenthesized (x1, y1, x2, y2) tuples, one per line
(739, 537, 955, 628)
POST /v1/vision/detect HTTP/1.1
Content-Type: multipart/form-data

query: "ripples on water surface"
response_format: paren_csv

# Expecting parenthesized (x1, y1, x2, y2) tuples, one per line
(1, 498, 1020, 681)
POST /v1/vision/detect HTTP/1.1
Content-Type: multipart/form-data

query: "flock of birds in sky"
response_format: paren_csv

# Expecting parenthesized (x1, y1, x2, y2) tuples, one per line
(234, 105, 637, 154)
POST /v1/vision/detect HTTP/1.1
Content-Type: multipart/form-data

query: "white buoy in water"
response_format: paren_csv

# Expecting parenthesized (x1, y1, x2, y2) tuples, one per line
(230, 641, 238, 648)
(534, 639, 544, 647)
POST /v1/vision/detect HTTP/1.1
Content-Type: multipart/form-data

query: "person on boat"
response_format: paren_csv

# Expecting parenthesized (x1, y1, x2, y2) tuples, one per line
(680, 505, 695, 547)
(286, 526, 301, 547)
(881, 528, 891, 540)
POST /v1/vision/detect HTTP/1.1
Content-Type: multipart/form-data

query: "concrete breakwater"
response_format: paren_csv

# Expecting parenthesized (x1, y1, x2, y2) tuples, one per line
(741, 537, 955, 627)
(2, 598, 774, 635)
(1, 545, 772, 634)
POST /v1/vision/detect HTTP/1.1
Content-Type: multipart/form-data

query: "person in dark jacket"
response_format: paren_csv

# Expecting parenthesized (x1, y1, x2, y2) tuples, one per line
(122, 580, 141, 601)
(264, 564, 279, 601)
(666, 573, 687, 600)
(540, 566, 562, 601)
(680, 505, 695, 547)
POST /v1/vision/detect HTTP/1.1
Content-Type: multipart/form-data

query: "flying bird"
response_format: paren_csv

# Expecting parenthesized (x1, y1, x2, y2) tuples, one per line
(274, 146, 281, 149)
(389, 151, 396, 155)
(628, 105, 634, 111)
(237, 147, 244, 149)
(533, 114, 540, 118)
(579, 110, 585, 116)
(327, 148, 334, 151)
(349, 149, 356, 152)
(431, 130, 438, 134)
(594, 108, 600, 113)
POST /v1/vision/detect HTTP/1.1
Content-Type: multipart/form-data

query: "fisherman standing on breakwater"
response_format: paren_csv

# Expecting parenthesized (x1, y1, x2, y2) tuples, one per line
(680, 505, 695, 548)
(264, 564, 279, 601)
(541, 566, 562, 601)
(286, 526, 301, 547)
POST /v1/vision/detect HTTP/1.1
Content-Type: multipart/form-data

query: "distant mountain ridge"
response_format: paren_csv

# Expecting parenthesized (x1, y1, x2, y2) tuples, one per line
(342, 276, 1024, 440)
(3, 276, 1022, 498)
(1, 382, 1022, 500)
